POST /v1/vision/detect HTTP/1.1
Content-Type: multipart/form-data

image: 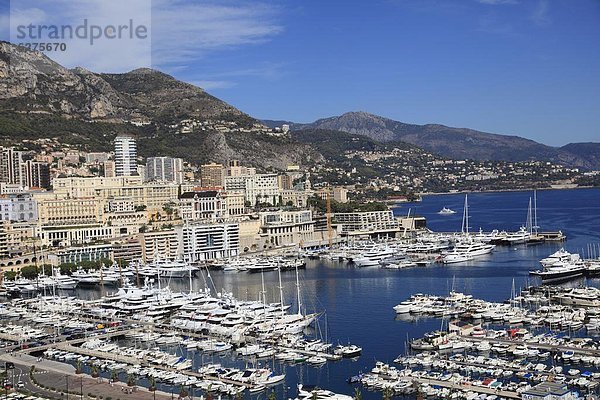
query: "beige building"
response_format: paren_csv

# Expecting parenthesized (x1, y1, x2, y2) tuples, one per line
(52, 176, 191, 213)
(36, 195, 105, 226)
(200, 163, 224, 188)
(103, 160, 116, 177)
(333, 187, 349, 203)
(259, 210, 315, 247)
(224, 191, 246, 216)
(139, 230, 179, 261)
(281, 190, 310, 208)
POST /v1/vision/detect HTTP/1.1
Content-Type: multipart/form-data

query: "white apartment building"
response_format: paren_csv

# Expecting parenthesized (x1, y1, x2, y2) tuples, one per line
(0, 194, 38, 222)
(179, 190, 227, 221)
(146, 157, 184, 184)
(225, 173, 279, 206)
(114, 134, 138, 176)
(178, 222, 239, 262)
(259, 210, 315, 247)
(334, 210, 400, 235)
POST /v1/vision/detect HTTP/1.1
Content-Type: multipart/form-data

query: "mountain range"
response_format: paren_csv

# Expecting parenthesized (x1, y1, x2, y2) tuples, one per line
(0, 41, 320, 169)
(0, 40, 598, 171)
(263, 112, 600, 170)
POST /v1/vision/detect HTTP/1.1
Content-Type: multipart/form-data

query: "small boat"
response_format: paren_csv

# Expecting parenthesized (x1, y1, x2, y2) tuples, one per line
(296, 384, 353, 400)
(438, 207, 456, 215)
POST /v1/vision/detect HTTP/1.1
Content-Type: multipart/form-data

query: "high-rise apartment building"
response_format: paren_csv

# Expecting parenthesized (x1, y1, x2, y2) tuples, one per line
(200, 163, 224, 188)
(0, 147, 24, 185)
(146, 157, 184, 183)
(114, 134, 138, 176)
(21, 160, 51, 189)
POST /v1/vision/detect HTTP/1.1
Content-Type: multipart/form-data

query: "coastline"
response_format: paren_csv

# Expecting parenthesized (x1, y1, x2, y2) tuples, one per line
(416, 185, 598, 198)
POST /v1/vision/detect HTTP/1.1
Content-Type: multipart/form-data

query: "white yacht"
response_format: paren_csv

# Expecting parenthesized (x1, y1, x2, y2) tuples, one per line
(540, 248, 579, 267)
(296, 385, 353, 400)
(147, 258, 195, 278)
(530, 262, 586, 283)
(438, 207, 456, 215)
(352, 245, 397, 267)
(442, 239, 494, 264)
(503, 226, 531, 244)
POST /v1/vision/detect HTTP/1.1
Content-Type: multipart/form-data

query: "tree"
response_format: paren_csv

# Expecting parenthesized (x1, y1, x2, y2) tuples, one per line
(382, 387, 393, 400)
(162, 201, 176, 219)
(179, 385, 188, 399)
(75, 359, 82, 374)
(127, 373, 136, 387)
(135, 205, 147, 212)
(148, 376, 156, 392)
(91, 365, 99, 378)
(353, 388, 362, 400)
(110, 369, 118, 382)
(4, 271, 16, 280)
(19, 265, 39, 279)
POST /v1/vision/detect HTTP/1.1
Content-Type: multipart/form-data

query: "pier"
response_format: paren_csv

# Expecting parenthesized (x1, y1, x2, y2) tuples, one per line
(412, 376, 521, 399)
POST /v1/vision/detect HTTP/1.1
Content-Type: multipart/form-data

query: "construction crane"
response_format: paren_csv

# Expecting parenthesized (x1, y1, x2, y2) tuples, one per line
(326, 187, 333, 248)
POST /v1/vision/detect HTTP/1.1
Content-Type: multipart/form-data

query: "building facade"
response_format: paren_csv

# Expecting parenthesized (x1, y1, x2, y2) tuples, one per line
(178, 222, 240, 262)
(179, 190, 227, 221)
(259, 210, 315, 247)
(146, 156, 184, 184)
(114, 134, 138, 176)
(0, 147, 23, 185)
(200, 163, 224, 188)
(334, 210, 400, 236)
(21, 160, 51, 189)
(225, 174, 280, 206)
(0, 194, 38, 222)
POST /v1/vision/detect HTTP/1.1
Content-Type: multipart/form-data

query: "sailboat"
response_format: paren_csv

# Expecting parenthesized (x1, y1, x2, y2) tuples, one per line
(505, 192, 539, 244)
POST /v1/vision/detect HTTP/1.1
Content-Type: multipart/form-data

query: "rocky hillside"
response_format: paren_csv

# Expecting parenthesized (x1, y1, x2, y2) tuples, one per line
(0, 41, 319, 169)
(273, 111, 599, 170)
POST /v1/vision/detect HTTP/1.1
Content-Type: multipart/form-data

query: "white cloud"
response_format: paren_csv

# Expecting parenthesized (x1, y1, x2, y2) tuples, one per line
(531, 0, 551, 26)
(151, 0, 283, 71)
(191, 80, 237, 90)
(9, 0, 152, 72)
(4, 0, 283, 74)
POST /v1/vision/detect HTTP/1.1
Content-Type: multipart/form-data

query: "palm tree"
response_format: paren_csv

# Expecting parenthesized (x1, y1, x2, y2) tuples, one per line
(127, 373, 136, 387)
(179, 385, 188, 399)
(75, 360, 82, 374)
(353, 388, 363, 400)
(148, 376, 156, 392)
(110, 369, 118, 382)
(382, 387, 393, 400)
(90, 365, 99, 378)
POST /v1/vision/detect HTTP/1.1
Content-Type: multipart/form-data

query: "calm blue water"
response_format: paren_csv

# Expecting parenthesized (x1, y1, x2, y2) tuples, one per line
(80, 188, 600, 399)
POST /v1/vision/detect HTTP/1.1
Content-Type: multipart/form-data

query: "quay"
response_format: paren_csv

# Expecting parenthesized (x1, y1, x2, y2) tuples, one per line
(412, 376, 521, 399)
(463, 336, 600, 357)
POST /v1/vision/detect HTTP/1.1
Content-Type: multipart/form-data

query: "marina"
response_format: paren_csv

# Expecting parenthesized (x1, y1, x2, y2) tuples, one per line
(1, 188, 599, 399)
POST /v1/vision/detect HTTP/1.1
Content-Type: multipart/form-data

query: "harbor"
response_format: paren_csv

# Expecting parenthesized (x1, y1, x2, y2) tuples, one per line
(1, 188, 599, 399)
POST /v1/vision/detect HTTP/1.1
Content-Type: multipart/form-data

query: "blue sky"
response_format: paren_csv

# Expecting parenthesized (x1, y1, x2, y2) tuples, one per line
(2, 0, 599, 146)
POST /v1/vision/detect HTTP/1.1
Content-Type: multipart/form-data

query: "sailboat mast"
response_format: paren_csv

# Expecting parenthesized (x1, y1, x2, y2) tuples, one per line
(527, 197, 533, 234)
(533, 190, 539, 235)
(463, 194, 469, 236)
(278, 265, 285, 315)
(295, 265, 302, 316)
